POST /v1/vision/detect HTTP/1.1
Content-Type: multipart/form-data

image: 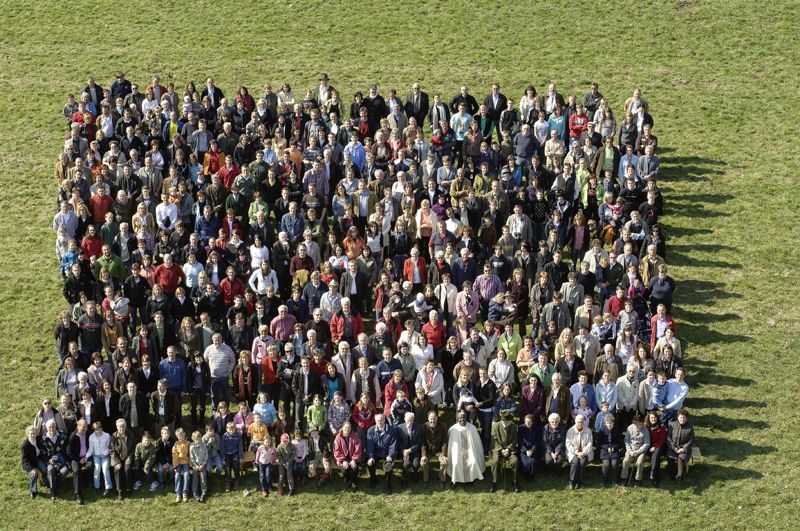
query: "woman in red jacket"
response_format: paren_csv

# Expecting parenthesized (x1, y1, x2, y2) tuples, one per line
(402, 247, 427, 293)
(645, 410, 667, 486)
(382, 370, 409, 417)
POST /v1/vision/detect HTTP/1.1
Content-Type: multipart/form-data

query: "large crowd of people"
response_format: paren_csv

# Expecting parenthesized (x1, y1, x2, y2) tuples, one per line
(30, 73, 695, 504)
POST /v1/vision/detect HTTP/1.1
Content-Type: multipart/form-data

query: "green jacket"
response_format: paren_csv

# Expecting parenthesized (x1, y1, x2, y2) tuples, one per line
(95, 254, 126, 282)
(491, 421, 518, 458)
(277, 442, 296, 465)
(134, 442, 157, 472)
(305, 404, 327, 431)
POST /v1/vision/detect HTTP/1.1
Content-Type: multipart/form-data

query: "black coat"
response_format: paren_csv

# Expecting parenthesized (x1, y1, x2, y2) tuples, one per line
(596, 425, 623, 459)
(292, 370, 322, 402)
(118, 391, 150, 429)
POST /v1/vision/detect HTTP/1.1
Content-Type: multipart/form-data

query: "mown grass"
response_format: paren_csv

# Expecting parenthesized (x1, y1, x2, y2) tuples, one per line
(0, 1, 798, 528)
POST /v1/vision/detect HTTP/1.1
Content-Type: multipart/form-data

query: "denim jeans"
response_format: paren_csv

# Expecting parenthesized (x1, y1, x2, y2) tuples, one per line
(258, 463, 273, 492)
(158, 463, 174, 484)
(174, 464, 190, 494)
(210, 377, 229, 411)
(92, 455, 112, 490)
(206, 454, 223, 476)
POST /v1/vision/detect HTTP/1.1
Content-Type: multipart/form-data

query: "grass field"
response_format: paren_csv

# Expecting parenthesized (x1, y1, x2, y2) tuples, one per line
(0, 1, 798, 528)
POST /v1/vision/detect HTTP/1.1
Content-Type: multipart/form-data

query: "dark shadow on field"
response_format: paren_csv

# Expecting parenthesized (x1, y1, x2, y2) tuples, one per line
(663, 225, 713, 239)
(669, 249, 740, 268)
(695, 436, 776, 461)
(690, 412, 767, 432)
(676, 464, 763, 495)
(670, 193, 735, 206)
(662, 155, 727, 183)
(685, 397, 766, 409)
(669, 243, 736, 253)
(676, 279, 741, 303)
(674, 322, 752, 349)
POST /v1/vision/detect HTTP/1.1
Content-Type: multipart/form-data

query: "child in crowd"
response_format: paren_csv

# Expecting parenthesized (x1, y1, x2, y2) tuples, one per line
(189, 430, 208, 502)
(202, 424, 223, 478)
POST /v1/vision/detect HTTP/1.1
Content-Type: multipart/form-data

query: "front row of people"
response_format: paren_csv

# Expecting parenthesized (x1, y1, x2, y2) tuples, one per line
(23, 404, 694, 501)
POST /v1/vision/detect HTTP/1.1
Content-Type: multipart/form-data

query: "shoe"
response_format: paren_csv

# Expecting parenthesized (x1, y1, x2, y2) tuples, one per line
(94, 487, 100, 495)
(76, 495, 83, 505)
(200, 494, 207, 503)
(489, 483, 497, 493)
(277, 487, 284, 496)
(384, 486, 392, 495)
(133, 481, 142, 490)
(289, 490, 295, 497)
(117, 491, 124, 500)
(513, 483, 521, 493)
(349, 482, 357, 493)
(30, 491, 36, 499)
(176, 495, 182, 503)
(261, 490, 268, 497)
(634, 480, 641, 488)
(575, 482, 582, 490)
(52, 494, 57, 502)
(149, 481, 159, 492)
(183, 494, 189, 502)
(569, 482, 576, 490)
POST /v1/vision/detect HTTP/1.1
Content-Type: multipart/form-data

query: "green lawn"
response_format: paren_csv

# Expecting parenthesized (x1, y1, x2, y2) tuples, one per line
(0, 1, 798, 528)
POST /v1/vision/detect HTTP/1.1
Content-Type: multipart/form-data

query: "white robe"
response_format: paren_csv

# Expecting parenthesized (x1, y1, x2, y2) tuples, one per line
(447, 422, 485, 483)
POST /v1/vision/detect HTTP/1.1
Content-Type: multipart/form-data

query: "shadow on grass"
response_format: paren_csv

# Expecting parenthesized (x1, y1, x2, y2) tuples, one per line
(670, 193, 735, 206)
(680, 463, 763, 495)
(685, 397, 767, 409)
(676, 279, 741, 303)
(691, 412, 767, 432)
(695, 437, 777, 461)
(663, 225, 714, 239)
(669, 249, 741, 268)
(669, 243, 737, 253)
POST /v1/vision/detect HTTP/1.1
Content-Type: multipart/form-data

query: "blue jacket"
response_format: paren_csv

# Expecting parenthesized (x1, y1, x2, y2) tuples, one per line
(194, 216, 221, 245)
(451, 258, 477, 288)
(367, 424, 397, 460)
(221, 432, 243, 459)
(158, 358, 187, 393)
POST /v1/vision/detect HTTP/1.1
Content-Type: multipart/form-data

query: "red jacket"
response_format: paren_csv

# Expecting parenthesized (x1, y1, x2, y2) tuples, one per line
(89, 194, 114, 223)
(649, 314, 677, 349)
(220, 276, 245, 306)
(649, 424, 666, 449)
(383, 380, 409, 416)
(421, 321, 446, 350)
(81, 235, 103, 258)
(569, 112, 588, 138)
(330, 311, 364, 342)
(153, 263, 185, 294)
(218, 164, 241, 190)
(604, 295, 627, 318)
(333, 431, 363, 464)
(402, 257, 427, 284)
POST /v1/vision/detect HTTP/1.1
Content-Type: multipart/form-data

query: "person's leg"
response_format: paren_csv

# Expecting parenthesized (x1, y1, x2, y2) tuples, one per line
(635, 453, 646, 480)
(601, 458, 610, 485)
(92, 456, 102, 490)
(490, 454, 500, 485)
(610, 457, 619, 484)
(384, 460, 393, 493)
(569, 457, 578, 486)
(650, 447, 663, 484)
(70, 459, 81, 497)
(621, 455, 631, 481)
(677, 456, 687, 479)
(368, 460, 377, 487)
(46, 463, 58, 498)
(28, 469, 40, 496)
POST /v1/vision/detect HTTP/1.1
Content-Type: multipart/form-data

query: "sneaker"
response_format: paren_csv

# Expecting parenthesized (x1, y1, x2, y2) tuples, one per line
(149, 482, 159, 492)
(176, 494, 182, 503)
(261, 490, 268, 497)
(183, 494, 189, 502)
(133, 481, 142, 490)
